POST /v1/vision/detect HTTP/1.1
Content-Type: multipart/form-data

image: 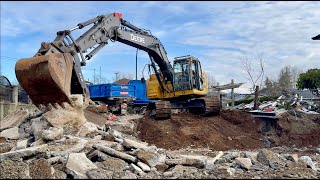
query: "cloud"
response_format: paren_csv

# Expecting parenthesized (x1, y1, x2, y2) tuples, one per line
(1, 1, 319, 91)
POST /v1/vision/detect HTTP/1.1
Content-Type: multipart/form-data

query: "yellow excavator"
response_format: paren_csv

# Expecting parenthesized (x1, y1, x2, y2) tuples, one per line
(15, 13, 221, 119)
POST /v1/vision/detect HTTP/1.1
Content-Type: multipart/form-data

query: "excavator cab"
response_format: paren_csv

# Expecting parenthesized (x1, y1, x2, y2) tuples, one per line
(173, 55, 204, 92)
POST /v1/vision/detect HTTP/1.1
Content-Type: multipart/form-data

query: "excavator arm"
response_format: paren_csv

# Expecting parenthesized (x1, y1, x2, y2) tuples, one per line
(15, 13, 174, 108)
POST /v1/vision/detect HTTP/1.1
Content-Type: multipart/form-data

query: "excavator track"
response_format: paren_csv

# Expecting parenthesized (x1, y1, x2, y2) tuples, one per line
(201, 96, 221, 116)
(188, 96, 221, 116)
(148, 100, 171, 120)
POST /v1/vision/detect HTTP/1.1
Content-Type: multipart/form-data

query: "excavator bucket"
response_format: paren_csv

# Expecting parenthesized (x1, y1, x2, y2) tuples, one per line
(15, 53, 74, 107)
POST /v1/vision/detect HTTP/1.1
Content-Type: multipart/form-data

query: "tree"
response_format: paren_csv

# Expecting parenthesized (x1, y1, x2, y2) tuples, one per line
(278, 65, 293, 92)
(297, 68, 320, 96)
(241, 52, 265, 93)
(264, 77, 280, 97)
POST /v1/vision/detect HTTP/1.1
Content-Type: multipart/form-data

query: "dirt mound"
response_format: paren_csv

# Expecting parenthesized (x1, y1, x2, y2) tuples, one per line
(266, 112, 320, 147)
(137, 110, 264, 151)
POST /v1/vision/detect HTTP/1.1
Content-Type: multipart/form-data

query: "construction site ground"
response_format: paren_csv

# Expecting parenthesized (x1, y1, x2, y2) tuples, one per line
(1, 102, 319, 179)
(86, 109, 320, 151)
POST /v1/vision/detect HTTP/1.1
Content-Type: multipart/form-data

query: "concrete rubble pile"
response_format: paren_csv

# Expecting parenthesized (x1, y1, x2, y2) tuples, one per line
(234, 93, 320, 119)
(0, 95, 319, 179)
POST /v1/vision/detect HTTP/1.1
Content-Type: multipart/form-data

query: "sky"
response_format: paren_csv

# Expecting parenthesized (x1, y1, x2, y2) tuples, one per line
(1, 1, 320, 94)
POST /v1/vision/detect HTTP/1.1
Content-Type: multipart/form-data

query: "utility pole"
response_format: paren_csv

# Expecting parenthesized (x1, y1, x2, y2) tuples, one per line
(136, 49, 138, 80)
(114, 72, 119, 82)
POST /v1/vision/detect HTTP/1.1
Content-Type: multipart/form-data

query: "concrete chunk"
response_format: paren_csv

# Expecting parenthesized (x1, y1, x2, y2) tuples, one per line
(235, 157, 252, 170)
(0, 157, 30, 179)
(109, 128, 123, 139)
(98, 156, 128, 172)
(78, 122, 98, 137)
(42, 97, 86, 135)
(137, 162, 151, 172)
(93, 144, 137, 162)
(205, 151, 224, 170)
(136, 150, 166, 167)
(165, 158, 205, 168)
(122, 138, 148, 150)
(0, 109, 29, 131)
(0, 127, 19, 140)
(299, 156, 316, 170)
(29, 158, 54, 179)
(287, 154, 299, 163)
(87, 168, 113, 179)
(66, 153, 98, 179)
(257, 149, 274, 165)
(16, 139, 28, 150)
(46, 136, 88, 157)
(0, 142, 14, 153)
(130, 163, 145, 175)
(0, 144, 48, 161)
(40, 127, 63, 141)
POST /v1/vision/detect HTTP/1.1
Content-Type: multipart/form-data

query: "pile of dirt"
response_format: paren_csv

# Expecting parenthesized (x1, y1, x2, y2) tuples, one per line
(137, 110, 264, 151)
(266, 112, 320, 148)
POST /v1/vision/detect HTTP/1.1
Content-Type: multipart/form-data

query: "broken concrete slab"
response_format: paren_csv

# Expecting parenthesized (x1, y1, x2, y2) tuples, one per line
(165, 158, 205, 168)
(299, 156, 316, 170)
(286, 154, 299, 163)
(205, 151, 224, 170)
(112, 170, 137, 179)
(87, 168, 114, 179)
(0, 127, 19, 140)
(53, 170, 67, 179)
(170, 165, 200, 178)
(16, 139, 28, 150)
(235, 157, 252, 170)
(137, 162, 151, 172)
(130, 163, 145, 175)
(42, 97, 86, 135)
(0, 109, 29, 131)
(93, 144, 137, 163)
(46, 136, 88, 157)
(30, 138, 46, 147)
(40, 127, 63, 141)
(66, 153, 98, 179)
(87, 150, 110, 162)
(108, 128, 123, 139)
(18, 121, 32, 139)
(122, 138, 149, 150)
(244, 151, 258, 163)
(0, 144, 48, 161)
(154, 163, 168, 172)
(29, 158, 54, 179)
(30, 117, 51, 140)
(0, 142, 14, 153)
(136, 149, 166, 167)
(257, 149, 274, 165)
(78, 121, 98, 138)
(0, 157, 30, 179)
(98, 156, 128, 172)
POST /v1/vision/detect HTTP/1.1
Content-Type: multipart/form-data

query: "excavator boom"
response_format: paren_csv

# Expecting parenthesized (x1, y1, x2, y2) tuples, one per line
(15, 12, 221, 117)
